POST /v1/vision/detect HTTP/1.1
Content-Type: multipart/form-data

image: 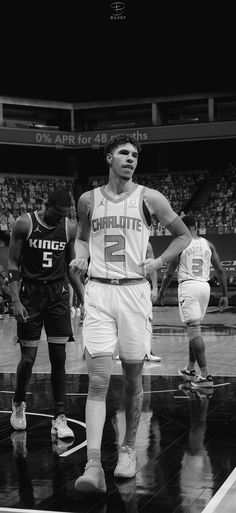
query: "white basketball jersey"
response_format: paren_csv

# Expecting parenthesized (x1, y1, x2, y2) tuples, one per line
(88, 184, 150, 279)
(178, 237, 212, 283)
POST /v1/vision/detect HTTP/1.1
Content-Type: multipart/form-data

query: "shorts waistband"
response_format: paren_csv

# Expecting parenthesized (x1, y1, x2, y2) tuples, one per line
(22, 277, 64, 285)
(179, 279, 197, 284)
(89, 277, 147, 286)
(179, 279, 209, 284)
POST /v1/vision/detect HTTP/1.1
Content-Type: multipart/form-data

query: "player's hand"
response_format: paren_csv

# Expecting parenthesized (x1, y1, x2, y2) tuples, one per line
(13, 302, 29, 323)
(157, 292, 165, 306)
(151, 288, 158, 304)
(139, 257, 161, 274)
(218, 296, 228, 312)
(69, 257, 88, 276)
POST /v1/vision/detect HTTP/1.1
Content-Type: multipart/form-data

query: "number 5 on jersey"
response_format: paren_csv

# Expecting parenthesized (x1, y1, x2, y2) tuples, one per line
(43, 251, 53, 267)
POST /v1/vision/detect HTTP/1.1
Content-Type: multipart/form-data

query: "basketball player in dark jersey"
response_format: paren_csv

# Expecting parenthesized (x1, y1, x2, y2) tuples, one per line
(8, 188, 83, 440)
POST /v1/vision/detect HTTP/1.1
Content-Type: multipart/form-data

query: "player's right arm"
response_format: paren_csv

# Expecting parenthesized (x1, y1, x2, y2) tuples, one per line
(209, 241, 228, 311)
(69, 191, 91, 276)
(8, 215, 30, 322)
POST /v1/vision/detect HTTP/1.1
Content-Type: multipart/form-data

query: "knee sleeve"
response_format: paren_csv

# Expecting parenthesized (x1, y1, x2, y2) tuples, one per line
(21, 357, 35, 369)
(187, 322, 201, 341)
(20, 346, 37, 366)
(86, 352, 112, 401)
(48, 343, 66, 370)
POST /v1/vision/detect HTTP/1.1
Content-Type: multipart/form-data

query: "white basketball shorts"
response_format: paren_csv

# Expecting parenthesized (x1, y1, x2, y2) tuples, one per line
(83, 280, 152, 361)
(178, 280, 210, 323)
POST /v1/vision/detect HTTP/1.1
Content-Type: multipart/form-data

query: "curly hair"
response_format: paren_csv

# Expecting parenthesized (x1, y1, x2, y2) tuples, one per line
(103, 135, 142, 160)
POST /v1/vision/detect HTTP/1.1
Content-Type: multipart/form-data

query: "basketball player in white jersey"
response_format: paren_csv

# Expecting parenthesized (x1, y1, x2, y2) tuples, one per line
(158, 215, 228, 389)
(70, 135, 191, 493)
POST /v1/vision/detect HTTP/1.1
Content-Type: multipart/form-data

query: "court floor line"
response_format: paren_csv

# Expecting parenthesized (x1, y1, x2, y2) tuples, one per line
(0, 411, 86, 457)
(143, 389, 179, 393)
(201, 466, 236, 513)
(0, 509, 70, 513)
(213, 382, 230, 387)
(0, 391, 32, 394)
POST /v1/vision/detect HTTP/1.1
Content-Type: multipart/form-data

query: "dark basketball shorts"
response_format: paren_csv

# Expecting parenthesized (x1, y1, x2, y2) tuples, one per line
(17, 278, 73, 344)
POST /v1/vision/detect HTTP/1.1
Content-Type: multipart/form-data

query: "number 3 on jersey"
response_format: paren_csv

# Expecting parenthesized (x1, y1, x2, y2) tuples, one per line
(104, 235, 125, 262)
(192, 258, 203, 276)
(43, 251, 53, 267)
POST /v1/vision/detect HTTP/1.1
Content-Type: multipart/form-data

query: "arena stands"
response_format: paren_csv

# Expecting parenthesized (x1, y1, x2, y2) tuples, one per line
(0, 163, 235, 237)
(0, 174, 77, 239)
(189, 162, 236, 235)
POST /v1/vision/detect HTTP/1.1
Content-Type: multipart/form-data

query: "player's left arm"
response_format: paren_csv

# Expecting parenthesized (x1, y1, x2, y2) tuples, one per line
(140, 188, 191, 274)
(66, 221, 84, 304)
(146, 241, 158, 302)
(209, 241, 228, 311)
(69, 191, 91, 276)
(158, 257, 179, 301)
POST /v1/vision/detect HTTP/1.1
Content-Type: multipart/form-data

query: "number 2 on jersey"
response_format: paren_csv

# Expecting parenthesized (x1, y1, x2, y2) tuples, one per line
(104, 235, 125, 262)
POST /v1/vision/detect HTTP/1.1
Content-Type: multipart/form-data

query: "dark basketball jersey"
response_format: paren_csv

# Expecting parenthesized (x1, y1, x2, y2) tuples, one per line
(21, 211, 69, 282)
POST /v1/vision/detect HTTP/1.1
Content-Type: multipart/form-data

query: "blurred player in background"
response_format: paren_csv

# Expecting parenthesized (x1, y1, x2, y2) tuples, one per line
(158, 215, 228, 388)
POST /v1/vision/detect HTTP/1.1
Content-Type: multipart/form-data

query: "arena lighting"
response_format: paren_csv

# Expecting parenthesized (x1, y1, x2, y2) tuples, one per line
(32, 123, 59, 130)
(110, 122, 136, 127)
(96, 122, 136, 129)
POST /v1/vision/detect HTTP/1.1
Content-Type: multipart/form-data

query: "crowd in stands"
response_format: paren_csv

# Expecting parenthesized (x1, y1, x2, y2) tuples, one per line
(189, 162, 236, 235)
(0, 175, 77, 242)
(137, 165, 235, 236)
(142, 165, 235, 236)
(0, 267, 13, 317)
(137, 170, 206, 235)
(0, 166, 235, 313)
(87, 164, 235, 235)
(0, 163, 235, 239)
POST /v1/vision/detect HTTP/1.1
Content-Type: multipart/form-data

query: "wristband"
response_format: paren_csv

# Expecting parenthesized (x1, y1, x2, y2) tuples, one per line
(8, 270, 20, 283)
(159, 256, 167, 266)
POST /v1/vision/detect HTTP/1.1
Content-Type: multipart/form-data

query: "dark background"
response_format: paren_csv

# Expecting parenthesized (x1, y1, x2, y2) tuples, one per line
(0, 3, 236, 181)
(0, 139, 236, 182)
(1, 2, 235, 104)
